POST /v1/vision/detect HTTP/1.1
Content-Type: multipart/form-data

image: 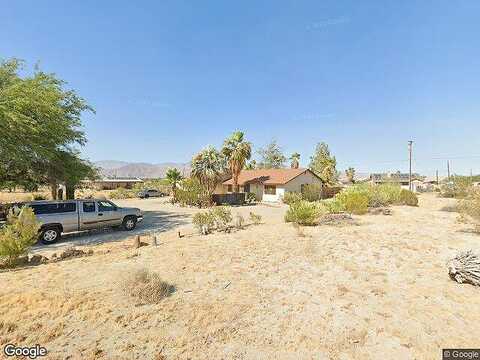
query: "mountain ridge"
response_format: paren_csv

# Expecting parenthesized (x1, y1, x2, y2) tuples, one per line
(94, 161, 191, 179)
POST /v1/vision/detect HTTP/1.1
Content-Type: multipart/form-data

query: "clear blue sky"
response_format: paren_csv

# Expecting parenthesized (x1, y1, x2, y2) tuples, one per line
(2, 0, 479, 176)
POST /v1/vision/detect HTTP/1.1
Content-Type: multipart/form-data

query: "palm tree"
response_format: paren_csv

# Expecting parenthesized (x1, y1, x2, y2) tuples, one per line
(166, 168, 183, 202)
(221, 131, 252, 193)
(191, 146, 227, 202)
(290, 152, 300, 169)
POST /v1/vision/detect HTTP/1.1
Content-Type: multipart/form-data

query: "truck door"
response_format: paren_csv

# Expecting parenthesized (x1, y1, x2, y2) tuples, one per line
(79, 200, 100, 230)
(96, 200, 123, 226)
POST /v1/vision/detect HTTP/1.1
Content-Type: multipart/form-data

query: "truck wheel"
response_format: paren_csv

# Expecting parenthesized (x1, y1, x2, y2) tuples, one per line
(122, 216, 137, 231)
(40, 227, 61, 244)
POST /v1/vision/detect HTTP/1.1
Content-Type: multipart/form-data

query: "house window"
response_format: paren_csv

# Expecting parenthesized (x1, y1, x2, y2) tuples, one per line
(227, 185, 233, 192)
(264, 185, 276, 195)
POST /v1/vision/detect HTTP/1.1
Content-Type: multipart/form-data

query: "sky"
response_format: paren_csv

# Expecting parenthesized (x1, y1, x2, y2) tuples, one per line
(2, 0, 479, 176)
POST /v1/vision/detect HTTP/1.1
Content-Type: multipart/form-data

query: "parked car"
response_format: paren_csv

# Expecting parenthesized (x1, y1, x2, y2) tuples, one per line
(17, 199, 143, 244)
(137, 189, 166, 199)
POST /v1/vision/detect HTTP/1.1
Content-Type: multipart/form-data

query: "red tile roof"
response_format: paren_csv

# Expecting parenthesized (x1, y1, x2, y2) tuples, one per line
(223, 168, 319, 185)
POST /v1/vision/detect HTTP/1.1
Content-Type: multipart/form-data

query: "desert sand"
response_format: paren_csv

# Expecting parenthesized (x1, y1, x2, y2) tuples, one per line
(1, 193, 479, 359)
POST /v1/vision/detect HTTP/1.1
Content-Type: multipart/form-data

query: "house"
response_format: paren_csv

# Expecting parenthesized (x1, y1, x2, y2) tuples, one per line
(217, 168, 322, 202)
(370, 172, 423, 189)
(82, 177, 144, 190)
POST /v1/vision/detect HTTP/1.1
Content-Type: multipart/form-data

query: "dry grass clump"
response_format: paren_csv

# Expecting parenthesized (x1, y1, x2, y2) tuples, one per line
(458, 188, 480, 232)
(120, 268, 174, 304)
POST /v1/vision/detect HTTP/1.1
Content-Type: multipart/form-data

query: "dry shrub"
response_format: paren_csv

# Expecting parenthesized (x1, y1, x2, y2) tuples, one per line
(108, 187, 136, 199)
(458, 189, 480, 231)
(249, 212, 262, 225)
(399, 189, 418, 206)
(121, 268, 174, 304)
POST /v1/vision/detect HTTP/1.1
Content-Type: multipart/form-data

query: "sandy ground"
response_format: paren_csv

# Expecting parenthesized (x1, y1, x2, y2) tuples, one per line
(1, 194, 480, 359)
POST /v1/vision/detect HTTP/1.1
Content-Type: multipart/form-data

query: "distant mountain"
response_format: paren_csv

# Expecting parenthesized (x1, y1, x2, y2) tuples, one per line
(94, 161, 191, 179)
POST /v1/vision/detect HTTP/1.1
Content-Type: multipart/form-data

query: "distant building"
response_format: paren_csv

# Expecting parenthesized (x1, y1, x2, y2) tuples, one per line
(370, 171, 424, 190)
(83, 177, 144, 190)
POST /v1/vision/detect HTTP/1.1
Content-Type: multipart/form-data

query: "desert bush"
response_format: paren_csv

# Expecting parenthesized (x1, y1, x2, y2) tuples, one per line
(234, 214, 245, 229)
(32, 193, 47, 201)
(321, 198, 345, 214)
(282, 192, 303, 205)
(109, 187, 135, 199)
(212, 206, 232, 230)
(335, 189, 369, 215)
(0, 207, 40, 267)
(369, 184, 402, 207)
(249, 212, 262, 225)
(176, 178, 210, 207)
(399, 189, 418, 206)
(192, 211, 216, 235)
(458, 189, 480, 231)
(440, 176, 474, 198)
(285, 200, 326, 226)
(301, 183, 323, 201)
(121, 268, 174, 304)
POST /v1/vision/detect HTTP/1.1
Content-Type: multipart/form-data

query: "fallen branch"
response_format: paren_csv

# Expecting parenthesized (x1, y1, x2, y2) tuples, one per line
(447, 250, 480, 286)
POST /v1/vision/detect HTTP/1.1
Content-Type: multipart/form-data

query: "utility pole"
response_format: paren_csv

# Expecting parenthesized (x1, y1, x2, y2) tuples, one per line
(408, 141, 413, 191)
(447, 160, 451, 180)
(436, 170, 439, 185)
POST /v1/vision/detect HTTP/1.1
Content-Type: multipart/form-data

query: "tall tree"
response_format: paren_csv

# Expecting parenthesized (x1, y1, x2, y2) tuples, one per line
(191, 146, 227, 202)
(0, 58, 95, 194)
(257, 140, 286, 169)
(166, 168, 184, 202)
(309, 142, 337, 185)
(345, 167, 356, 184)
(290, 152, 301, 169)
(221, 131, 252, 193)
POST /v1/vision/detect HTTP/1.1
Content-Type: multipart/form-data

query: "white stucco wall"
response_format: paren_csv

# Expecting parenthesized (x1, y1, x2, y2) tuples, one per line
(262, 186, 285, 202)
(283, 171, 322, 193)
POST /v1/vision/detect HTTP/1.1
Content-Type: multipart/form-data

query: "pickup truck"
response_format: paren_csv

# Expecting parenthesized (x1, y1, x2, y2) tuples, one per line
(18, 199, 143, 244)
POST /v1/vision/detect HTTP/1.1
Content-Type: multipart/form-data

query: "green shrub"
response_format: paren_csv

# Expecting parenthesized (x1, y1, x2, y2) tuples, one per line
(285, 200, 324, 226)
(249, 212, 262, 225)
(192, 211, 216, 235)
(399, 189, 418, 206)
(301, 183, 323, 201)
(109, 187, 135, 199)
(0, 207, 40, 268)
(369, 184, 402, 207)
(282, 192, 303, 205)
(212, 206, 232, 230)
(321, 198, 345, 214)
(336, 191, 369, 215)
(176, 178, 210, 207)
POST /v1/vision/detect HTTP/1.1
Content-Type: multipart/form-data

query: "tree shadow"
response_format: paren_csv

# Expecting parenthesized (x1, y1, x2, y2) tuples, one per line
(31, 210, 191, 251)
